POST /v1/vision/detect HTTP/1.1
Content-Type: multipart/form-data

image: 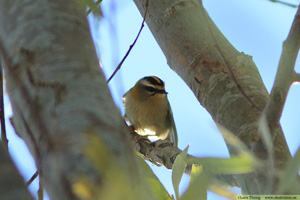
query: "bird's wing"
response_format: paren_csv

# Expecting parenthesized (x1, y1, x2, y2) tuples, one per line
(166, 104, 178, 147)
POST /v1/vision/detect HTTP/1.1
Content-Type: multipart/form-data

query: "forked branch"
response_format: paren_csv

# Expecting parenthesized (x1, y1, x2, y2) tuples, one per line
(264, 7, 300, 127)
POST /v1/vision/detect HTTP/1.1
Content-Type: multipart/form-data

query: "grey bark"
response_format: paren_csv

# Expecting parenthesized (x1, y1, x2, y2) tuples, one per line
(0, 1, 153, 199)
(0, 143, 33, 200)
(133, 0, 292, 194)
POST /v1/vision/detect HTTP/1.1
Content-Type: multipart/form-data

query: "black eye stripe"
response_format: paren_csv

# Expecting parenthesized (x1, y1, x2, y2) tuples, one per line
(144, 86, 167, 96)
(144, 86, 157, 93)
(144, 76, 164, 86)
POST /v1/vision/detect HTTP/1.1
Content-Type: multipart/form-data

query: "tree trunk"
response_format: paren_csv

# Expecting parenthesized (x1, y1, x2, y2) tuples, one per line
(0, 1, 153, 199)
(0, 144, 33, 200)
(133, 0, 292, 194)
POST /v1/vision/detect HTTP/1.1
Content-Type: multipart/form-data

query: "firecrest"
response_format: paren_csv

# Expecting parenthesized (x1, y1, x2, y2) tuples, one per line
(123, 76, 178, 147)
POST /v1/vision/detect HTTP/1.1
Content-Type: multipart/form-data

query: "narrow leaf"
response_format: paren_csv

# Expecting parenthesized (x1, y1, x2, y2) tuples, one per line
(258, 115, 274, 156)
(181, 164, 209, 200)
(189, 164, 203, 184)
(258, 115, 275, 193)
(172, 145, 189, 200)
(187, 153, 257, 174)
(137, 155, 173, 200)
(208, 185, 237, 200)
(216, 124, 251, 154)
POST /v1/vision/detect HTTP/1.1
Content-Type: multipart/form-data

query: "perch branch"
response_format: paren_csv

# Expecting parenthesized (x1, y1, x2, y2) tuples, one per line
(129, 130, 239, 188)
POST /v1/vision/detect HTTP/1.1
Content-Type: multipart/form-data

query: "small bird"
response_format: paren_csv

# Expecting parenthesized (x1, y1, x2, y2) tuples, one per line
(123, 76, 178, 147)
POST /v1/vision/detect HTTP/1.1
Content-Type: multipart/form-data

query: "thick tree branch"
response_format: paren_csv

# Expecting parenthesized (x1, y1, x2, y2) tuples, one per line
(0, 1, 154, 199)
(133, 0, 292, 194)
(264, 7, 300, 127)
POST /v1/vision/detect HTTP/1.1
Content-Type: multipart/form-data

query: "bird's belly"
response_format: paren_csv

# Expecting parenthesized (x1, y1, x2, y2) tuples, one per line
(125, 96, 170, 139)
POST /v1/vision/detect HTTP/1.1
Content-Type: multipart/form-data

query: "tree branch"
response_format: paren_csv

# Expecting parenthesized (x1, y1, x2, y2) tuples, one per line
(0, 1, 156, 199)
(268, 0, 298, 8)
(0, 143, 33, 200)
(133, 0, 292, 194)
(202, 5, 262, 112)
(130, 131, 239, 188)
(264, 7, 300, 127)
(293, 72, 300, 83)
(25, 171, 39, 187)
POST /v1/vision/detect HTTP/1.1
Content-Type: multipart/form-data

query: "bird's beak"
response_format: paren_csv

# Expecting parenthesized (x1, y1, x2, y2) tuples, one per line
(157, 89, 168, 94)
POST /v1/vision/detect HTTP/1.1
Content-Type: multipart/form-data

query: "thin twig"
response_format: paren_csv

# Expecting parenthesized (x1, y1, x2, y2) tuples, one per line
(0, 41, 9, 150)
(106, 0, 149, 84)
(38, 170, 43, 200)
(86, 0, 103, 15)
(268, 0, 298, 8)
(264, 7, 300, 127)
(25, 170, 39, 187)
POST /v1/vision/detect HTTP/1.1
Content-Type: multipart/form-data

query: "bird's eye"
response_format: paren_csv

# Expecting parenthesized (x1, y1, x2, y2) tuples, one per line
(144, 86, 156, 94)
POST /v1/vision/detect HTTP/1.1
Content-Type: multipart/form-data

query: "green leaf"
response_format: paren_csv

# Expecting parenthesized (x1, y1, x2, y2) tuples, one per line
(216, 124, 251, 154)
(278, 146, 300, 194)
(185, 124, 259, 174)
(172, 145, 189, 200)
(189, 164, 203, 184)
(181, 164, 209, 200)
(187, 153, 257, 174)
(258, 115, 275, 192)
(136, 155, 174, 200)
(208, 184, 237, 200)
(182, 165, 237, 200)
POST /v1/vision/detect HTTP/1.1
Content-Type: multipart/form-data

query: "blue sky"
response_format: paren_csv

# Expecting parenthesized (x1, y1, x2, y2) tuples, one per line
(5, 0, 300, 199)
